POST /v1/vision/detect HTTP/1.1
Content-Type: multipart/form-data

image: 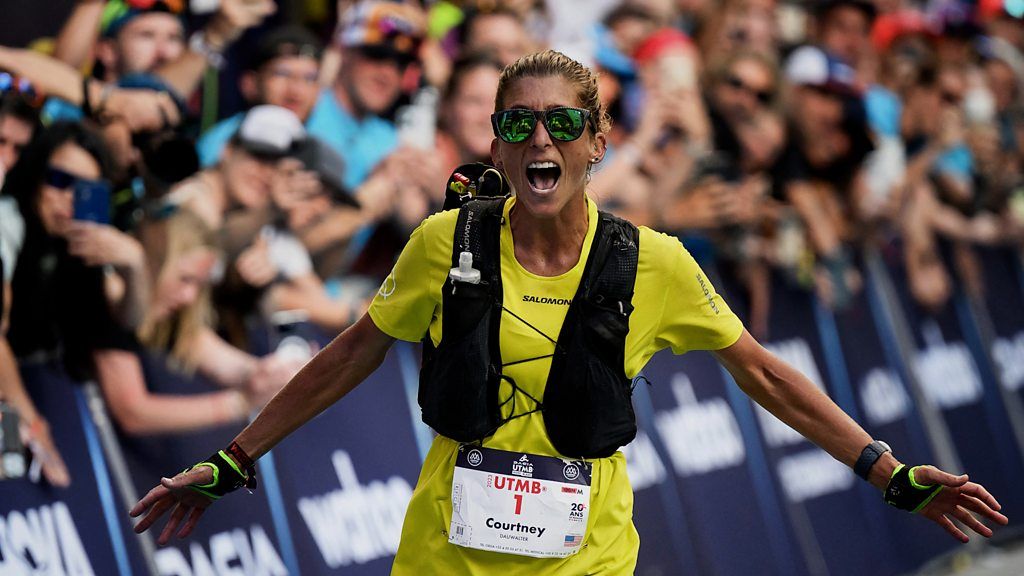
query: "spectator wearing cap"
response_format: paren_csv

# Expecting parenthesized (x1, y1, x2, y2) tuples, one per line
(776, 45, 875, 309)
(311, 0, 426, 190)
(165, 106, 306, 230)
(197, 25, 325, 168)
(217, 137, 364, 338)
(92, 0, 186, 82)
(51, 0, 275, 101)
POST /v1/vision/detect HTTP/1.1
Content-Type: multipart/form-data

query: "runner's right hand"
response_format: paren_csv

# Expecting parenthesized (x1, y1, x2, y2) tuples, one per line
(129, 466, 216, 545)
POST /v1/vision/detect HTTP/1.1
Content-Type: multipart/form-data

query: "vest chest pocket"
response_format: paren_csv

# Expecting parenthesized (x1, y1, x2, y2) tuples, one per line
(581, 297, 632, 372)
(419, 278, 503, 442)
(544, 297, 637, 459)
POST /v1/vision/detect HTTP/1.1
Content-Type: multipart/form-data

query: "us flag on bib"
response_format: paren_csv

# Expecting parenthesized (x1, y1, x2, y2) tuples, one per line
(564, 534, 583, 547)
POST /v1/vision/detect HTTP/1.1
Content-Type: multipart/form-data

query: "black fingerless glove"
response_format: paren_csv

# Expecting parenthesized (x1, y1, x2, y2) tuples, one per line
(185, 447, 257, 500)
(884, 464, 942, 513)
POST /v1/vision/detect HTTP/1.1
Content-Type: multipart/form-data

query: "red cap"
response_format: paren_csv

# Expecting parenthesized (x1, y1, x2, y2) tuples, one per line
(633, 28, 693, 64)
(871, 10, 936, 51)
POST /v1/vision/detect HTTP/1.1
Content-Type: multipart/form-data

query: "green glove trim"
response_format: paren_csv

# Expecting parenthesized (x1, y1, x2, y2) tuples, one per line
(884, 464, 943, 513)
(183, 450, 255, 500)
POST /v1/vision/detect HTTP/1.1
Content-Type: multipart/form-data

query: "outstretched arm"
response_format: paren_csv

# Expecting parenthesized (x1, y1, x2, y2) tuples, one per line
(129, 314, 395, 544)
(232, 314, 395, 459)
(715, 330, 1008, 542)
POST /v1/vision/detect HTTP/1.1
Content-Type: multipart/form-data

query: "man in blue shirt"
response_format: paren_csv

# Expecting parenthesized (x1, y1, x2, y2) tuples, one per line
(197, 26, 325, 169)
(199, 2, 426, 191)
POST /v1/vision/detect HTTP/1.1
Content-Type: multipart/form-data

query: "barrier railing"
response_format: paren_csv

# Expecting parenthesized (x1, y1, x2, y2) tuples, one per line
(4, 242, 1022, 575)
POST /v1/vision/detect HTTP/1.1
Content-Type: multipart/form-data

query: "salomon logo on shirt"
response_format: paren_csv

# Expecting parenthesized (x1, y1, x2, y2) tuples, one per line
(522, 295, 572, 305)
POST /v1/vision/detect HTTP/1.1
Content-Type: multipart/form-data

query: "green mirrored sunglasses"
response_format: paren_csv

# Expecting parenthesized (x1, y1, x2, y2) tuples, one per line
(491, 107, 591, 143)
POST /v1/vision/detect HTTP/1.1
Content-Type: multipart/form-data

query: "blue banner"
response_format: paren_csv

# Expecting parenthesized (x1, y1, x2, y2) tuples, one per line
(0, 364, 142, 576)
(974, 246, 1024, 416)
(119, 352, 295, 576)
(878, 242, 1024, 523)
(718, 267, 899, 576)
(268, 343, 424, 575)
(638, 348, 801, 576)
(833, 281, 953, 570)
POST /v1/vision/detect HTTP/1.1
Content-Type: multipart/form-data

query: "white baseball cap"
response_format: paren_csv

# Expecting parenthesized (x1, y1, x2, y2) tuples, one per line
(232, 105, 307, 158)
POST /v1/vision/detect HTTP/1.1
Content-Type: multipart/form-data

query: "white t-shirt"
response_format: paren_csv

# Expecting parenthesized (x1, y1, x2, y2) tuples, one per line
(0, 196, 25, 283)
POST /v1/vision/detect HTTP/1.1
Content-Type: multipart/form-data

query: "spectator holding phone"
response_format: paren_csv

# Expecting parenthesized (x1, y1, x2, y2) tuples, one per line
(217, 137, 366, 341)
(0, 122, 117, 486)
(164, 105, 307, 230)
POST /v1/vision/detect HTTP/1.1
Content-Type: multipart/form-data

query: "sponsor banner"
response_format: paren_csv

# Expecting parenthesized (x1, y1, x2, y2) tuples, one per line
(879, 242, 1024, 519)
(974, 246, 1024, 399)
(834, 283, 954, 570)
(641, 347, 801, 576)
(269, 343, 421, 574)
(0, 364, 145, 576)
(620, 423, 694, 576)
(119, 352, 294, 576)
(718, 268, 895, 576)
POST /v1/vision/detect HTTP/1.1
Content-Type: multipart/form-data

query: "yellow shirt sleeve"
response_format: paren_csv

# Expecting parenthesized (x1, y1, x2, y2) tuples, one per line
(367, 209, 458, 342)
(643, 229, 744, 355)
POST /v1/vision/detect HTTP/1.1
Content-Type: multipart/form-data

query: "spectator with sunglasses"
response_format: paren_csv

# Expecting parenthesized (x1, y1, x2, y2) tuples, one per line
(774, 46, 875, 309)
(0, 121, 294, 442)
(0, 123, 118, 488)
(317, 0, 426, 190)
(706, 51, 783, 174)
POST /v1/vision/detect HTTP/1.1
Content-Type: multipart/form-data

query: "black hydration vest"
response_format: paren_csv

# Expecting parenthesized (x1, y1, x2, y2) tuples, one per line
(418, 195, 641, 459)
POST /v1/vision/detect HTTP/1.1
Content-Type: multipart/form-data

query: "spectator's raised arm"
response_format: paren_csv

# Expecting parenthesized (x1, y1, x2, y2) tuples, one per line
(53, 0, 106, 70)
(156, 0, 276, 98)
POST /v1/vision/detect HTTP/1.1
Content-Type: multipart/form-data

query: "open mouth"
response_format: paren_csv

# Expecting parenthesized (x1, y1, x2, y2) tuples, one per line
(526, 161, 561, 192)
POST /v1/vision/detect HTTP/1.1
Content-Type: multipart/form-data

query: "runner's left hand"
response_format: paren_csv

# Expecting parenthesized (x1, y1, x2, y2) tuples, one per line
(911, 466, 1008, 542)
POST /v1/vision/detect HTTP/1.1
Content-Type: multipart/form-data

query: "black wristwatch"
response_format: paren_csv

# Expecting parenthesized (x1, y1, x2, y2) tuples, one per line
(854, 440, 891, 480)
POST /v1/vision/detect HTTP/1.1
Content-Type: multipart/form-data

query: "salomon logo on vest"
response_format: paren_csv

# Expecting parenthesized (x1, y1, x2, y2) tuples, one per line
(522, 295, 572, 305)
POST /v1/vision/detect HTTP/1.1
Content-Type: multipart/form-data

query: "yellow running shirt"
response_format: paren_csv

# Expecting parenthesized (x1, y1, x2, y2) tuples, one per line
(369, 195, 743, 575)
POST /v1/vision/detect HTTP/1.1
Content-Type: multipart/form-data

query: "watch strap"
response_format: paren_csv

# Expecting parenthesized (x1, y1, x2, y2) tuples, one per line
(854, 440, 890, 479)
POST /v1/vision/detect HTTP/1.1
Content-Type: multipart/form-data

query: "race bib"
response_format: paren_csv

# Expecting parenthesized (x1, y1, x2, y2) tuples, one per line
(448, 445, 591, 558)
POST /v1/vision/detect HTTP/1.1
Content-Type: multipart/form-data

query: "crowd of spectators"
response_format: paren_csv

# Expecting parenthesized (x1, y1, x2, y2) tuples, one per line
(0, 0, 1021, 488)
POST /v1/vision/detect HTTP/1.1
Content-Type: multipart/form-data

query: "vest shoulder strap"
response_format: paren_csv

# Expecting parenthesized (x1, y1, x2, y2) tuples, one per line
(451, 196, 507, 282)
(587, 210, 640, 307)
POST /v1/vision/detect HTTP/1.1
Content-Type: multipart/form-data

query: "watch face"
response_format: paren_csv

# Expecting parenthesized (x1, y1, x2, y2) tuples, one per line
(877, 441, 891, 453)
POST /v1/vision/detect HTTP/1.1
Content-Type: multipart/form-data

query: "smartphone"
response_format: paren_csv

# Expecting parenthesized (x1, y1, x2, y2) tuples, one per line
(73, 180, 111, 224)
(659, 53, 697, 92)
(190, 0, 220, 14)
